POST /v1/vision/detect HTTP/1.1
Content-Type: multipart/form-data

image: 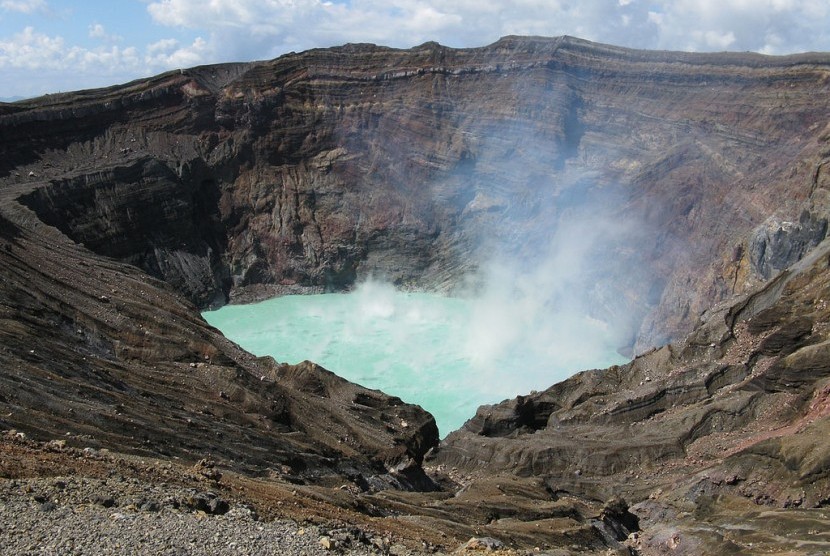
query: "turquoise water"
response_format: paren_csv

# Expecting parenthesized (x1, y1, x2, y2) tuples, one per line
(203, 281, 626, 436)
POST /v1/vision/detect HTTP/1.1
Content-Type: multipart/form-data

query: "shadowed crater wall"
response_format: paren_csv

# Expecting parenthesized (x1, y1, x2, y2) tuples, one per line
(7, 36, 830, 352)
(3, 36, 830, 554)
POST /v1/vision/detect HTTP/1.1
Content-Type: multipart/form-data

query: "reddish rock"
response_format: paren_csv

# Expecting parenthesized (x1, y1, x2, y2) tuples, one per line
(1, 36, 829, 553)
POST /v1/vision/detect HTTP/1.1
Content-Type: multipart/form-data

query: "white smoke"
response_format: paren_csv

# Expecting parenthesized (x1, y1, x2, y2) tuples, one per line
(458, 201, 634, 397)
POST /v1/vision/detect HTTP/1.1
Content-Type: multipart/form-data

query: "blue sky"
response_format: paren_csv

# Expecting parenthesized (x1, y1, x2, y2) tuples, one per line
(2, 0, 830, 99)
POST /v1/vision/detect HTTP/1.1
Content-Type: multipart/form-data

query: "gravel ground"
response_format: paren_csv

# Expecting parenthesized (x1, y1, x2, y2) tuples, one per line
(0, 477, 413, 556)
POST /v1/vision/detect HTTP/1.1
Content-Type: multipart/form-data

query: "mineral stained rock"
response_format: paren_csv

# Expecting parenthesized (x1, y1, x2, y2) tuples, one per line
(2, 36, 830, 553)
(436, 237, 830, 552)
(5, 36, 830, 349)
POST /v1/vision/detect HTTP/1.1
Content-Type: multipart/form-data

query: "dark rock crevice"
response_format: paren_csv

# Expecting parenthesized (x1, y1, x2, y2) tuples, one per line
(18, 158, 229, 308)
(749, 210, 828, 280)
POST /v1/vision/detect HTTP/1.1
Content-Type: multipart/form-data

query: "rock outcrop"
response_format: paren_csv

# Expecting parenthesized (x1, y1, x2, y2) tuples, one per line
(5, 36, 830, 349)
(1, 36, 830, 553)
(0, 182, 438, 484)
(434, 236, 830, 551)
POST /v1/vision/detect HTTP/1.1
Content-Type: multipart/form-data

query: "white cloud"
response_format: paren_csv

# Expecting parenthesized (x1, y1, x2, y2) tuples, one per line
(0, 26, 68, 70)
(651, 0, 830, 53)
(696, 29, 737, 50)
(147, 0, 321, 31)
(0, 25, 213, 96)
(146, 37, 179, 55)
(0, 0, 47, 14)
(88, 23, 105, 39)
(0, 26, 143, 96)
(144, 36, 210, 69)
(88, 23, 122, 42)
(3, 0, 830, 98)
(144, 0, 648, 56)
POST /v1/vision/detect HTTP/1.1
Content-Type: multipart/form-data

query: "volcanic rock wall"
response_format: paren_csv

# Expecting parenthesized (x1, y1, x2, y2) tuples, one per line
(0, 175, 438, 484)
(3, 36, 830, 553)
(4, 36, 830, 352)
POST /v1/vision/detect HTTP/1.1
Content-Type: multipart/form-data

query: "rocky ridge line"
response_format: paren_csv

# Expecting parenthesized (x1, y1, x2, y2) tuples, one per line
(1, 36, 830, 553)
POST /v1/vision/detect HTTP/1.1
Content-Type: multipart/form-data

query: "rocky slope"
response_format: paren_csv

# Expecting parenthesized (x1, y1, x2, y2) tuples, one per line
(0, 178, 439, 485)
(1, 36, 829, 554)
(435, 236, 830, 553)
(4, 36, 830, 348)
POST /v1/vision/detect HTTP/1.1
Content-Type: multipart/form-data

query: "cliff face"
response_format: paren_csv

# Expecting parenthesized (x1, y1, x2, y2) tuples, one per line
(0, 184, 438, 484)
(435, 237, 830, 551)
(4, 36, 830, 349)
(2, 36, 830, 553)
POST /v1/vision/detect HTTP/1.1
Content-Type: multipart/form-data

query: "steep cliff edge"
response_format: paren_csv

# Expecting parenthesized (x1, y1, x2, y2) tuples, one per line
(1, 36, 830, 553)
(4, 36, 830, 348)
(0, 180, 438, 486)
(434, 236, 830, 551)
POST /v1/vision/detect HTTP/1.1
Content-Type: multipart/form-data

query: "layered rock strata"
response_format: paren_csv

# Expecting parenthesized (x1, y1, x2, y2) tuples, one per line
(4, 36, 830, 349)
(433, 237, 830, 552)
(0, 180, 438, 485)
(1, 36, 830, 553)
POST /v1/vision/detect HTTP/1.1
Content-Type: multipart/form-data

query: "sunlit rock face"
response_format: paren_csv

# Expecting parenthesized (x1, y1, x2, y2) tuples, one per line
(5, 36, 830, 354)
(3, 37, 830, 553)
